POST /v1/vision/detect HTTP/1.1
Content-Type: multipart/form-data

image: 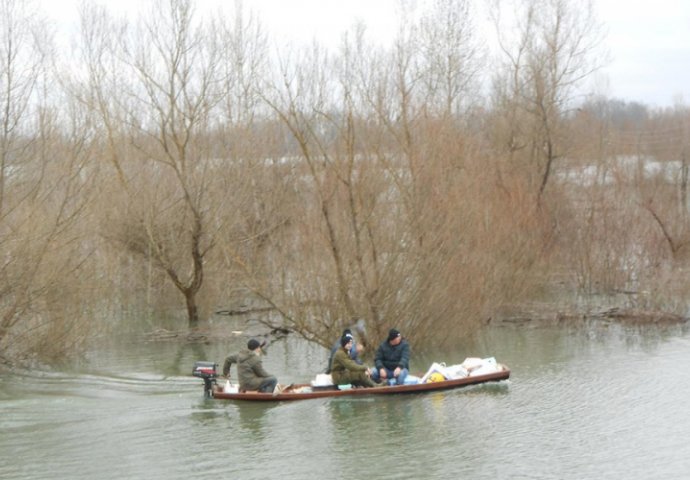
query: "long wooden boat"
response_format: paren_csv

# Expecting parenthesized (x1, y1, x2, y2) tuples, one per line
(193, 361, 510, 402)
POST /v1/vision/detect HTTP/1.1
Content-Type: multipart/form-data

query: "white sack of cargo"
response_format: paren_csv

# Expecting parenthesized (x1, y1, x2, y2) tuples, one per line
(420, 362, 449, 383)
(443, 364, 469, 379)
(419, 363, 468, 381)
(466, 357, 499, 376)
(311, 373, 334, 387)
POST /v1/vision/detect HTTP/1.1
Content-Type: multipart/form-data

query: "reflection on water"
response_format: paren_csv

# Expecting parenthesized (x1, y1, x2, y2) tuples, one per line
(327, 396, 417, 445)
(1, 323, 690, 479)
(189, 398, 227, 424)
(233, 402, 283, 439)
(168, 342, 210, 377)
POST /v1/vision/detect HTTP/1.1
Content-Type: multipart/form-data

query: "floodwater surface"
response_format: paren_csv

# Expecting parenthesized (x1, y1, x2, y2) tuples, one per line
(1, 322, 689, 479)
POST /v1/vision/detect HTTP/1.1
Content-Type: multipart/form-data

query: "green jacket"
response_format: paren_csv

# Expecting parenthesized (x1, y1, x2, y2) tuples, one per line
(330, 347, 368, 385)
(222, 350, 274, 391)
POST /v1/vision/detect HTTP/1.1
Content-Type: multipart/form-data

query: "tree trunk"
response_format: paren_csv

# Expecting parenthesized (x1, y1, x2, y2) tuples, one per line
(185, 293, 199, 328)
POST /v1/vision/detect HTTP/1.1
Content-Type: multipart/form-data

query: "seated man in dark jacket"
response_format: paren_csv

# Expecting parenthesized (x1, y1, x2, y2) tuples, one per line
(222, 339, 277, 393)
(371, 328, 410, 385)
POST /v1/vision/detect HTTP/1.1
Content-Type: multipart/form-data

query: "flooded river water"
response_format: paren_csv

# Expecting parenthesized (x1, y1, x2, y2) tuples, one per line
(1, 322, 689, 479)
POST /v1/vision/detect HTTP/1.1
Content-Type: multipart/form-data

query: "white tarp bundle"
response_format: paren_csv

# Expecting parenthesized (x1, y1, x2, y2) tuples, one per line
(463, 357, 499, 377)
(420, 362, 451, 383)
(421, 357, 500, 382)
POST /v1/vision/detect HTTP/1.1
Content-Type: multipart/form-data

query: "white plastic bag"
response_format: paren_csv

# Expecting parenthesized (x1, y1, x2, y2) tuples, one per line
(461, 357, 483, 371)
(420, 362, 448, 383)
(223, 380, 239, 393)
(311, 373, 334, 387)
(443, 364, 468, 379)
(468, 357, 499, 377)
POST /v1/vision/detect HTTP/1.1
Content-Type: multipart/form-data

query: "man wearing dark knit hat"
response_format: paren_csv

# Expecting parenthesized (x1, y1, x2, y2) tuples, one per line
(222, 338, 277, 393)
(330, 335, 377, 388)
(370, 328, 410, 385)
(325, 328, 364, 374)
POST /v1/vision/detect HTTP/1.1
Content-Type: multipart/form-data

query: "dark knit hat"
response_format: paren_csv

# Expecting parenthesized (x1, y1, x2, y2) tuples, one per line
(247, 338, 265, 350)
(340, 335, 353, 347)
(387, 328, 401, 342)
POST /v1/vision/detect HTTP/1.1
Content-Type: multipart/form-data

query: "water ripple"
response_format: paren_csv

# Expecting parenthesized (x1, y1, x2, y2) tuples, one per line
(2, 327, 690, 479)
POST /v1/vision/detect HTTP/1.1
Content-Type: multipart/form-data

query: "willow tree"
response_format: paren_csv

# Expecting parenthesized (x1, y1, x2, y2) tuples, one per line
(419, 0, 483, 118)
(490, 0, 605, 206)
(257, 0, 521, 350)
(0, 0, 97, 364)
(77, 0, 269, 329)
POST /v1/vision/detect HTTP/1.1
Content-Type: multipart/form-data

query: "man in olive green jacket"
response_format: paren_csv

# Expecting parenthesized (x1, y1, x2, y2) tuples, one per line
(223, 339, 277, 393)
(331, 336, 378, 388)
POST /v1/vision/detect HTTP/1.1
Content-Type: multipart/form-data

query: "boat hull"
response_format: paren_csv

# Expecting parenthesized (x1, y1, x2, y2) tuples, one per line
(210, 366, 510, 402)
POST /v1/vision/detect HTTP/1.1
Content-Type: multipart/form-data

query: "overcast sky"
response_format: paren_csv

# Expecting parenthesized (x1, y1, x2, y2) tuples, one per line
(39, 0, 690, 108)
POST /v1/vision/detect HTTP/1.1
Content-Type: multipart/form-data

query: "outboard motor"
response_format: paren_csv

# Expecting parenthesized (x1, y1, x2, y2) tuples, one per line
(193, 361, 218, 398)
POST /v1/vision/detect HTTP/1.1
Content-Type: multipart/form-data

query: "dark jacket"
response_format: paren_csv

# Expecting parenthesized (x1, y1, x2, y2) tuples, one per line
(222, 350, 274, 391)
(374, 339, 410, 371)
(330, 347, 368, 385)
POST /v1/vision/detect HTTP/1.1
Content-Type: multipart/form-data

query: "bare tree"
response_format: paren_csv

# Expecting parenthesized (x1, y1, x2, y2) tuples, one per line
(73, 1, 130, 190)
(490, 0, 605, 206)
(418, 0, 484, 118)
(0, 0, 97, 363)
(216, 1, 267, 129)
(254, 5, 545, 350)
(74, 0, 281, 331)
(76, 0, 228, 329)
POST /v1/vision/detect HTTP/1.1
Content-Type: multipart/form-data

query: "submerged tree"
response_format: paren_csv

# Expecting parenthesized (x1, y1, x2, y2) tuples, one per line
(76, 0, 270, 329)
(490, 0, 605, 206)
(254, 1, 543, 350)
(0, 0, 97, 364)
